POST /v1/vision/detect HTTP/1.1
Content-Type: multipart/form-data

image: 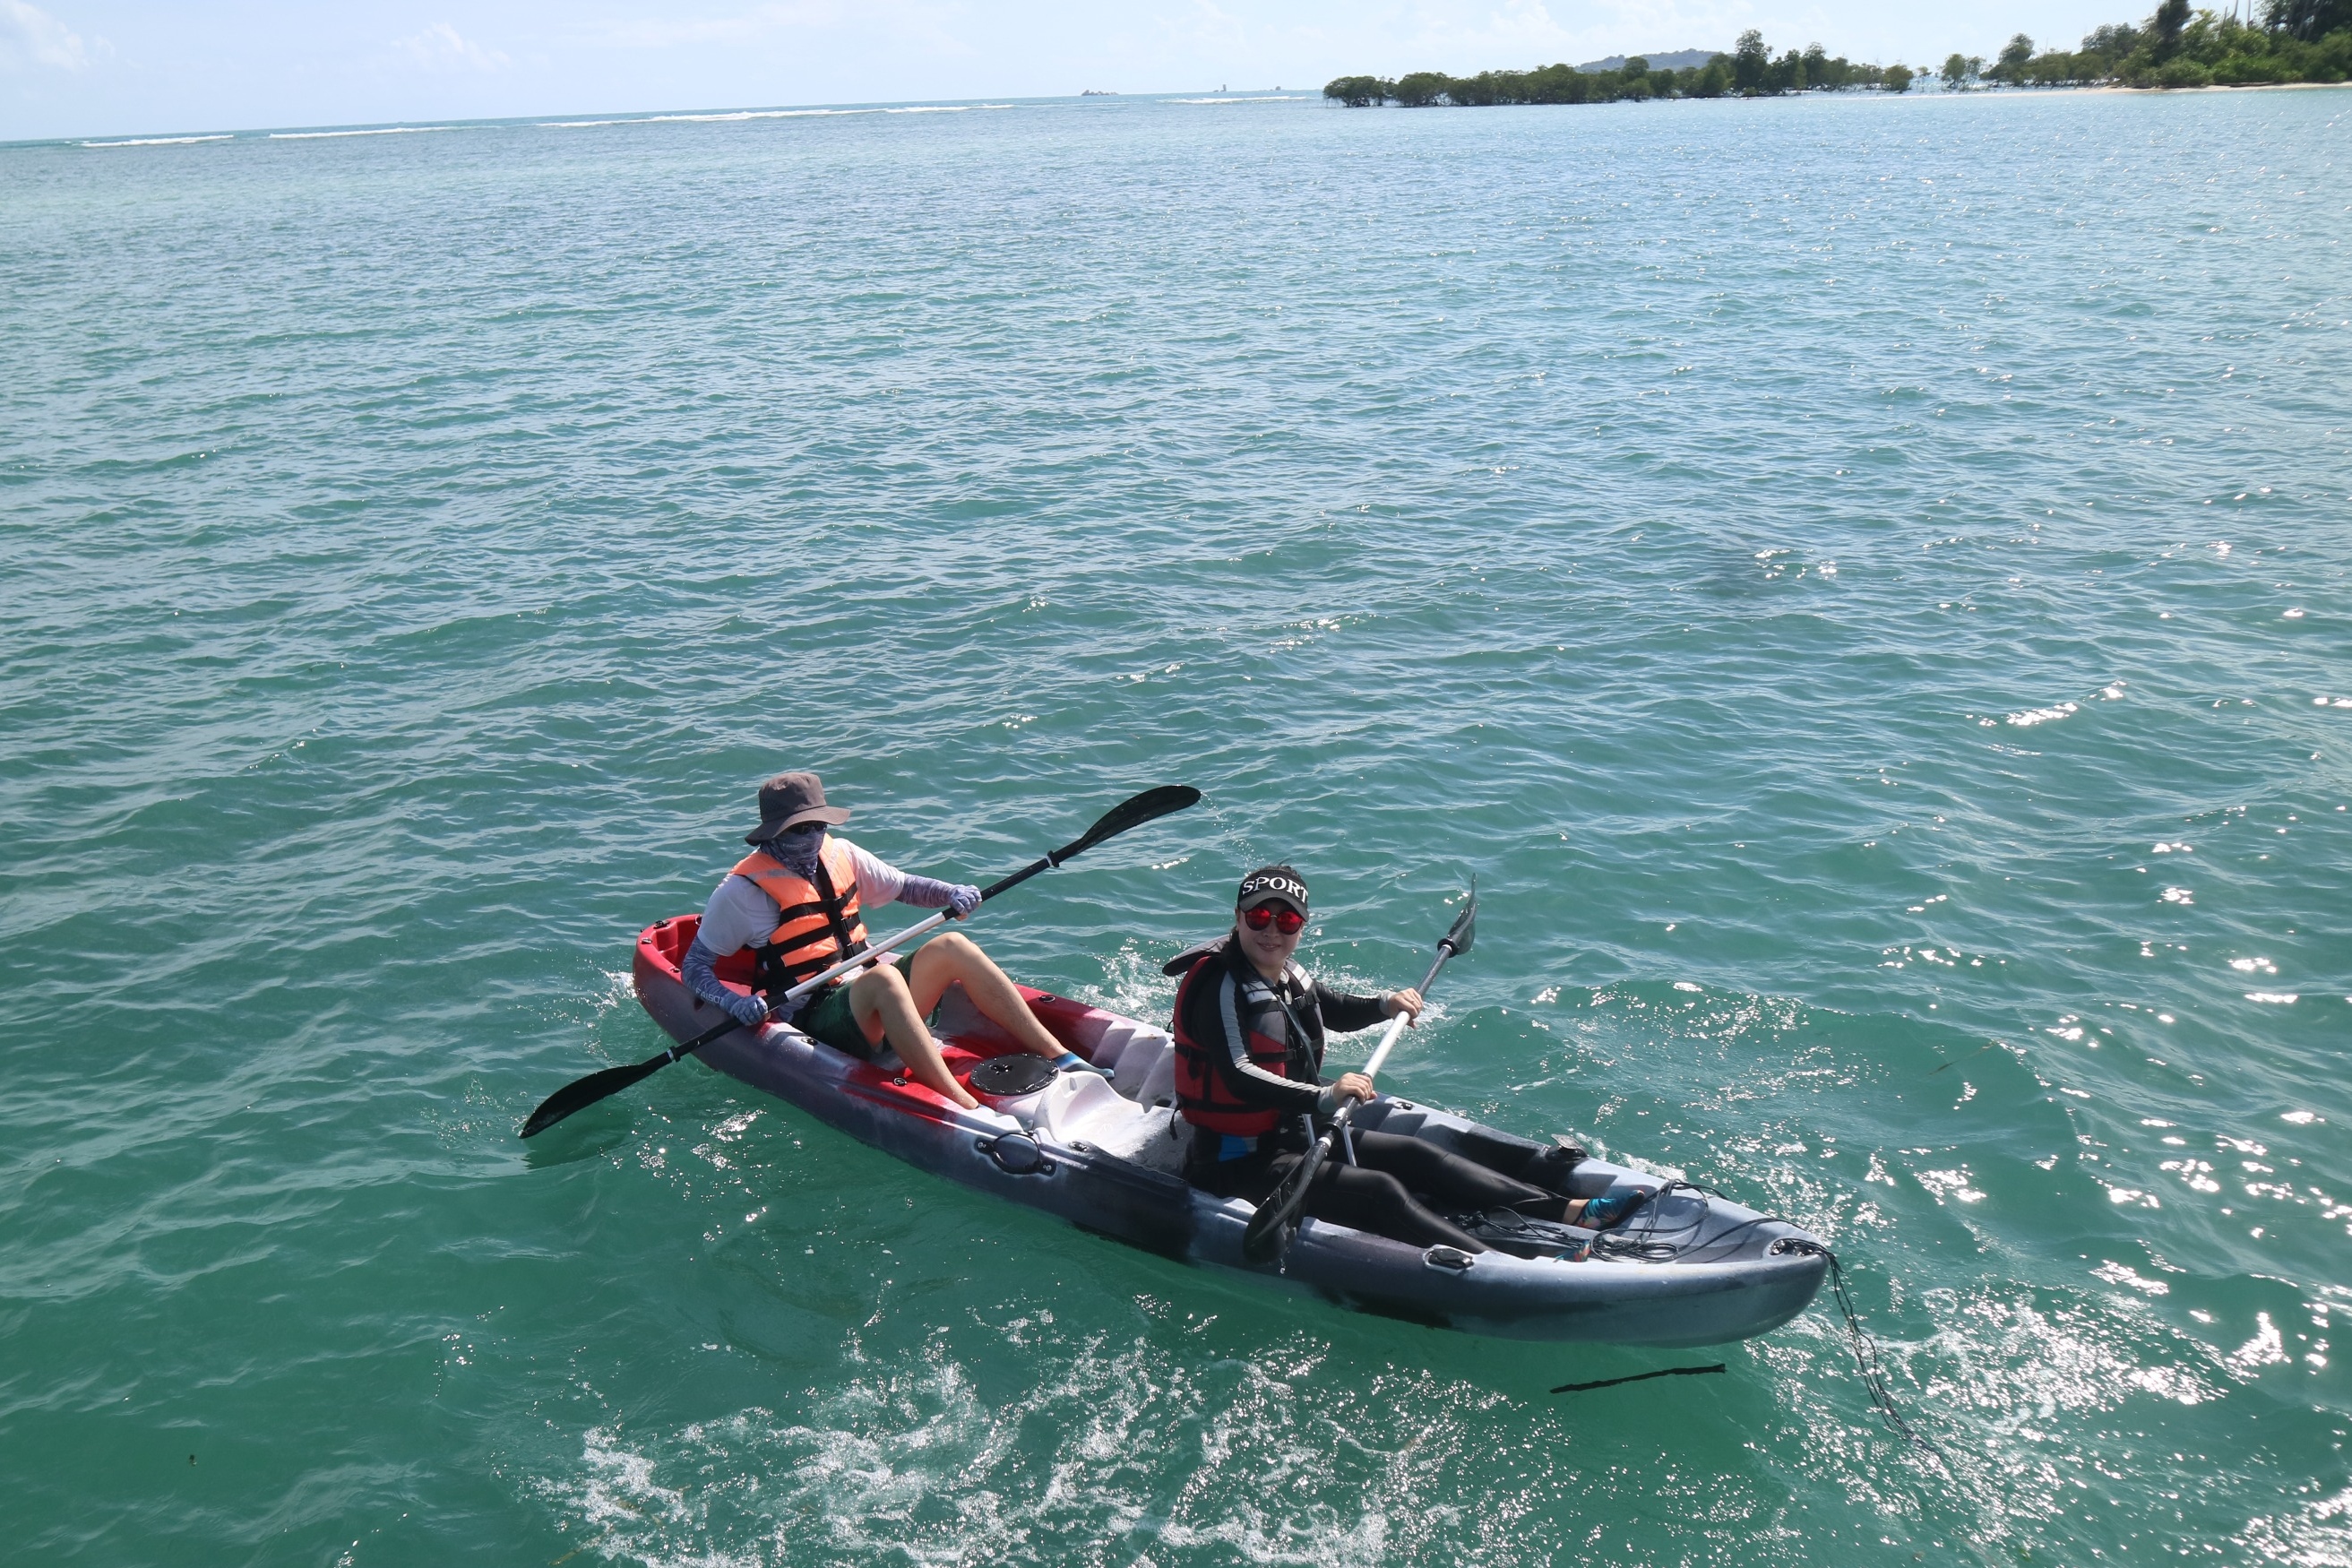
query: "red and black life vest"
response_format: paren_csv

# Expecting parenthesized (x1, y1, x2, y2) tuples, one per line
(1168, 939, 1325, 1137)
(729, 837, 870, 997)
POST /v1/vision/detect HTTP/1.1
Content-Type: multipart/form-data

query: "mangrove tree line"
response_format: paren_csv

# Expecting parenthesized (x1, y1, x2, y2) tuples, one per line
(1945, 0, 2350, 87)
(1323, 34, 1908, 107)
(1326, 2, 2351, 105)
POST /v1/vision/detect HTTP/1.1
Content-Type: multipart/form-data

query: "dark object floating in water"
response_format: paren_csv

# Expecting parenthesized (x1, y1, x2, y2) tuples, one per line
(1554, 1363, 1726, 1393)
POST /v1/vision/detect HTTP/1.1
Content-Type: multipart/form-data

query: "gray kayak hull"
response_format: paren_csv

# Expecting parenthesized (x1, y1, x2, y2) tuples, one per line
(634, 917, 1828, 1347)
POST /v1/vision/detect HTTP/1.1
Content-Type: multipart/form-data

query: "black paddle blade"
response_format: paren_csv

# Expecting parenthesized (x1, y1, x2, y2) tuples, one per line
(1241, 1135, 1330, 1264)
(1060, 785, 1201, 862)
(520, 1052, 669, 1138)
(1440, 878, 1477, 957)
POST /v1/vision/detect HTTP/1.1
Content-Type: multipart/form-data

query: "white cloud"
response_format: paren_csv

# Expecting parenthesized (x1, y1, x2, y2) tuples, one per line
(582, 1, 985, 53)
(590, 4, 844, 50)
(399, 21, 510, 72)
(0, 0, 89, 71)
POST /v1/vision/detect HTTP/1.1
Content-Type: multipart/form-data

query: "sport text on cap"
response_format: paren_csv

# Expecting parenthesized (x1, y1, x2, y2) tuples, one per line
(1236, 866, 1310, 914)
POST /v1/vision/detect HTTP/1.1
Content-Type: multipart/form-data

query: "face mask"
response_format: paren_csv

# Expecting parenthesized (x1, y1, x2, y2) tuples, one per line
(769, 828, 825, 877)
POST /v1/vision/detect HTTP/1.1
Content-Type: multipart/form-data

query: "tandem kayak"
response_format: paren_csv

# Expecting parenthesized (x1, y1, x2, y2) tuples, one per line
(633, 915, 1831, 1347)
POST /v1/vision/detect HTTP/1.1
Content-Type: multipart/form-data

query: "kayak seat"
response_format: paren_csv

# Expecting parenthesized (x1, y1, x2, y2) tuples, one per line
(1039, 1074, 1187, 1169)
(1105, 1030, 1178, 1108)
(1035, 1070, 1138, 1146)
(1085, 1021, 1142, 1075)
(1132, 1043, 1179, 1110)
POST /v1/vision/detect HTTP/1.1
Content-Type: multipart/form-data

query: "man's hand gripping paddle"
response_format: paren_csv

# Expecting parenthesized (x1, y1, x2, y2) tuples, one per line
(520, 785, 1202, 1138)
(1239, 881, 1478, 1265)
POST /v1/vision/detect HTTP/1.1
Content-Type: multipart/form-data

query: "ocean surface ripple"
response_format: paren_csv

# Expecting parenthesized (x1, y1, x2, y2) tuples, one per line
(3, 90, 2348, 1565)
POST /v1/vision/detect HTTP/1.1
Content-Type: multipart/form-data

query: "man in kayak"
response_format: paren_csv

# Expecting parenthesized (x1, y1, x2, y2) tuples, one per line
(681, 771, 1090, 1111)
(1168, 866, 1629, 1254)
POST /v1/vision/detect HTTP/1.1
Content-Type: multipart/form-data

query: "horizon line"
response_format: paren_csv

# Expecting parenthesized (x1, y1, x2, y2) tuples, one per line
(13, 88, 1340, 151)
(6, 52, 1770, 148)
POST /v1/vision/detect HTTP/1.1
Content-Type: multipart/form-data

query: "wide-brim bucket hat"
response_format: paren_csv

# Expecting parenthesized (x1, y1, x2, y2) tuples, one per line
(746, 771, 852, 842)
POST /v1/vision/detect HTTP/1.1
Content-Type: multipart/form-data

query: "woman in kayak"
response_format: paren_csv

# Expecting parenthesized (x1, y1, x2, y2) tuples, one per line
(681, 771, 1087, 1110)
(1168, 866, 1633, 1254)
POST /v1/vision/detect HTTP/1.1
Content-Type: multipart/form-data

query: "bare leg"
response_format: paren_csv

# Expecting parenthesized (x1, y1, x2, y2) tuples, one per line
(901, 931, 1068, 1061)
(846, 962, 980, 1109)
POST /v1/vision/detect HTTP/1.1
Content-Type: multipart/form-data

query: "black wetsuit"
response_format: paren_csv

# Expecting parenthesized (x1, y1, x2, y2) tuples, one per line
(1168, 935, 1560, 1253)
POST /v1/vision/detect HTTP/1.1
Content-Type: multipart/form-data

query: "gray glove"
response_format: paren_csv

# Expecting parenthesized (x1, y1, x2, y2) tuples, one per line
(948, 883, 983, 918)
(723, 990, 772, 1028)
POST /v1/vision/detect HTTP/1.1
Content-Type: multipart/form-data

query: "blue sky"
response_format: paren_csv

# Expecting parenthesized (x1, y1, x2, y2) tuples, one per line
(5, 1, 2139, 141)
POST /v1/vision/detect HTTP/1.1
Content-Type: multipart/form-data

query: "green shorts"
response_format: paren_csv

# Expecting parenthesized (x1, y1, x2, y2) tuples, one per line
(795, 984, 877, 1058)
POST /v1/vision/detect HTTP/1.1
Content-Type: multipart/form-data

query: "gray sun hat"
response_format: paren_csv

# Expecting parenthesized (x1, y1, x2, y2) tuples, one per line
(745, 771, 852, 842)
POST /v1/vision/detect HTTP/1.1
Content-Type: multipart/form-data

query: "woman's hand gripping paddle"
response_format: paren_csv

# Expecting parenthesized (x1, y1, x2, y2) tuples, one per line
(1240, 882, 1478, 1265)
(519, 785, 1202, 1138)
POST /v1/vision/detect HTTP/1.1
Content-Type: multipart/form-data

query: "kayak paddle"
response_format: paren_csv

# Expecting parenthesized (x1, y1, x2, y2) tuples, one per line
(519, 784, 1202, 1138)
(1239, 881, 1478, 1265)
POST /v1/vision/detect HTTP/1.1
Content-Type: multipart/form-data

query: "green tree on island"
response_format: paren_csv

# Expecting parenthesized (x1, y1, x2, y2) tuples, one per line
(1733, 30, 1770, 92)
(2151, 0, 2193, 56)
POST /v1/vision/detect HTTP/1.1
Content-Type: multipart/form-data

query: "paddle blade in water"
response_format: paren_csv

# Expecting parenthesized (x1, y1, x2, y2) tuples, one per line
(1241, 1135, 1329, 1264)
(520, 1055, 668, 1138)
(1441, 878, 1477, 957)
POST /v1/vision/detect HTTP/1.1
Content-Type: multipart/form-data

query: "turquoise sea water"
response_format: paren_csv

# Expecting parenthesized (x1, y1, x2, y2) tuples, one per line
(4, 86, 2349, 1565)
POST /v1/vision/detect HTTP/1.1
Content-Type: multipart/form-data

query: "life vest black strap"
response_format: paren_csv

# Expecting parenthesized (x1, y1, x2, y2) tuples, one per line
(1221, 939, 1324, 1078)
(745, 853, 866, 999)
(808, 850, 867, 965)
(755, 945, 855, 993)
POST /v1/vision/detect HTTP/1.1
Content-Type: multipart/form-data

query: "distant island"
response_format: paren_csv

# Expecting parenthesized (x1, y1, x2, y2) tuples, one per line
(1080, 90, 1118, 96)
(1323, 36, 1909, 105)
(1575, 49, 1719, 73)
(1326, 4, 2352, 104)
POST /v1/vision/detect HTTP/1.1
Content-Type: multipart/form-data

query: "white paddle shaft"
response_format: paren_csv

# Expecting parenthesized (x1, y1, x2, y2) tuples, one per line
(1359, 1004, 1413, 1081)
(768, 909, 952, 1012)
(1326, 1004, 1414, 1132)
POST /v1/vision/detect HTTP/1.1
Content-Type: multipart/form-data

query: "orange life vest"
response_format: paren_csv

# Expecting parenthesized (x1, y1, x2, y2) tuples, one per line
(729, 837, 870, 996)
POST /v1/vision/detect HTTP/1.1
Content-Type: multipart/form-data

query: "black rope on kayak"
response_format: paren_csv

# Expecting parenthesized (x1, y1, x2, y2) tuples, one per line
(1669, 1208, 1800, 1264)
(1551, 1364, 1726, 1395)
(1775, 1240, 1943, 1464)
(1587, 1178, 1712, 1262)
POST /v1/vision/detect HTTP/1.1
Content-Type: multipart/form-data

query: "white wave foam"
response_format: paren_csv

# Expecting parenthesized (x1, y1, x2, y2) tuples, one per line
(268, 125, 457, 139)
(643, 104, 971, 124)
(531, 1336, 1532, 1567)
(2006, 701, 2079, 727)
(82, 134, 234, 148)
(648, 108, 863, 122)
(534, 102, 1003, 133)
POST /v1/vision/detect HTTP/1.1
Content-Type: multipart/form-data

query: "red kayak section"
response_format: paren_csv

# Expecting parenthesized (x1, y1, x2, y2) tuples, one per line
(634, 915, 1108, 1113)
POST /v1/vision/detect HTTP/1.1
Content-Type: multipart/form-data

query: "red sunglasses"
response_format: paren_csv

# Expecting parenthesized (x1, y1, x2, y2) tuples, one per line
(1241, 903, 1306, 935)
